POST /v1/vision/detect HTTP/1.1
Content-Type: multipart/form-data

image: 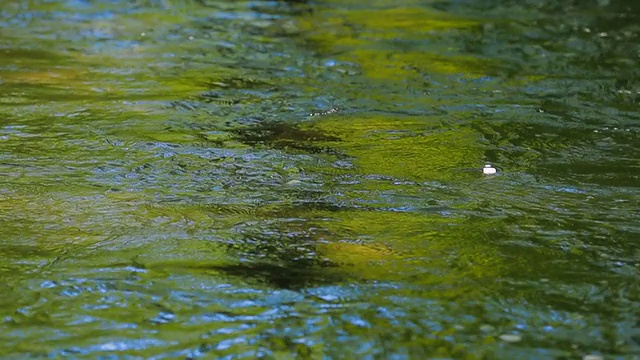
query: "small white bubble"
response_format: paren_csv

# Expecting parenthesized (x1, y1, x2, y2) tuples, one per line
(499, 334, 522, 343)
(583, 354, 604, 360)
(483, 164, 497, 175)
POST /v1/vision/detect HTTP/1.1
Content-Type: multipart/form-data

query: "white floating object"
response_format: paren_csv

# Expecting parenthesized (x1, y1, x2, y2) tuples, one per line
(499, 334, 522, 343)
(583, 355, 604, 360)
(483, 164, 497, 175)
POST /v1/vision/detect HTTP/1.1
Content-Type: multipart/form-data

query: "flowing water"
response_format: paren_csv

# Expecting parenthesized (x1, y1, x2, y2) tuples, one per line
(1, 0, 639, 358)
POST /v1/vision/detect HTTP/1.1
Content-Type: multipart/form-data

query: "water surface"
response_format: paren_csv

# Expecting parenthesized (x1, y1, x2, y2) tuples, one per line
(1, 0, 639, 358)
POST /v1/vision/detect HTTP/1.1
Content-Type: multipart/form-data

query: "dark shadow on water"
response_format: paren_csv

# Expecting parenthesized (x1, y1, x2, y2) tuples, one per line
(231, 120, 343, 154)
(142, 259, 342, 289)
(213, 261, 342, 289)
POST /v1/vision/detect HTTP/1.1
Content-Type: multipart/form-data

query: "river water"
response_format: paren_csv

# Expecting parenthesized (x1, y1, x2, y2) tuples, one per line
(1, 0, 639, 358)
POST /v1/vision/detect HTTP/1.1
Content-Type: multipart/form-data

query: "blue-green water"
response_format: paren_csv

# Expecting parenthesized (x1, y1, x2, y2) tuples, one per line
(1, 0, 639, 358)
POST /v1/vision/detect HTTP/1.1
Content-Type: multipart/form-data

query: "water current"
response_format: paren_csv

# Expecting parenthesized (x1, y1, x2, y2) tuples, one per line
(0, 0, 639, 358)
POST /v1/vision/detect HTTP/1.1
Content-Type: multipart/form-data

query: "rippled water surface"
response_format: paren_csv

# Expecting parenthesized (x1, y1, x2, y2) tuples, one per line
(1, 0, 639, 358)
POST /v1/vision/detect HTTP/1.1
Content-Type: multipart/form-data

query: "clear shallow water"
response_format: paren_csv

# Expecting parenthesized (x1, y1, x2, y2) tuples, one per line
(1, 0, 639, 358)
